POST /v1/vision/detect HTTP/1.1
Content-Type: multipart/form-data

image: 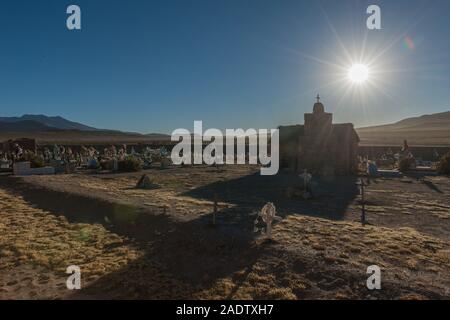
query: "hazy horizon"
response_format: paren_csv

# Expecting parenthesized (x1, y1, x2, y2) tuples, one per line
(2, 108, 450, 135)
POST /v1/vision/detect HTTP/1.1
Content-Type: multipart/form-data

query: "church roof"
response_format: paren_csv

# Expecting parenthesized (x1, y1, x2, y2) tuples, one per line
(279, 124, 304, 142)
(279, 95, 360, 143)
(313, 94, 325, 113)
(331, 123, 360, 143)
(313, 102, 325, 114)
(279, 123, 359, 143)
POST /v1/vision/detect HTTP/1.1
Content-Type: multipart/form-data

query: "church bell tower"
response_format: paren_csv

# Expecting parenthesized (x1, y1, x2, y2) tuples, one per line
(304, 94, 333, 139)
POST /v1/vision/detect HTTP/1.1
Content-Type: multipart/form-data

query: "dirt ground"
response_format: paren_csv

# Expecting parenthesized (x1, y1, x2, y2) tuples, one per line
(0, 165, 449, 299)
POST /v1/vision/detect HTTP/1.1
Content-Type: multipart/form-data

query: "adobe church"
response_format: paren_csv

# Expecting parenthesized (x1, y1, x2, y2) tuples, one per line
(279, 95, 360, 175)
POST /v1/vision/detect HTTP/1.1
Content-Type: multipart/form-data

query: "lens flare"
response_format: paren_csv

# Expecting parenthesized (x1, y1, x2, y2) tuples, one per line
(403, 36, 415, 51)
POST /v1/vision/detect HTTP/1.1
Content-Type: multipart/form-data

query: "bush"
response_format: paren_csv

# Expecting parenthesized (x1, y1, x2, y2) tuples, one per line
(398, 158, 415, 172)
(30, 155, 45, 168)
(118, 156, 142, 172)
(17, 151, 45, 168)
(437, 152, 450, 175)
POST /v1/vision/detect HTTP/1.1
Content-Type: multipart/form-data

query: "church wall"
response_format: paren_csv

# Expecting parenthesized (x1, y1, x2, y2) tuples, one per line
(279, 99, 360, 175)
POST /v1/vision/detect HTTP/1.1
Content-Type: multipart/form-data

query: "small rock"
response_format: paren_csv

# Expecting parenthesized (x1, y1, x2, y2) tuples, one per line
(136, 174, 158, 189)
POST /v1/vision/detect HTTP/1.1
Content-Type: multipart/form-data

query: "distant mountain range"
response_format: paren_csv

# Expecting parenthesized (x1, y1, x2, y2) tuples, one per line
(1, 112, 449, 146)
(356, 111, 450, 146)
(0, 114, 100, 132)
(0, 114, 169, 144)
(0, 120, 61, 133)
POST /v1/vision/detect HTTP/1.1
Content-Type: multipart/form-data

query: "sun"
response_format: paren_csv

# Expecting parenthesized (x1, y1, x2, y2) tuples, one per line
(348, 64, 369, 84)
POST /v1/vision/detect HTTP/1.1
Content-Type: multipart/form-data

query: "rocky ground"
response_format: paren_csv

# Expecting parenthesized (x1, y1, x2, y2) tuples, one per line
(0, 165, 449, 299)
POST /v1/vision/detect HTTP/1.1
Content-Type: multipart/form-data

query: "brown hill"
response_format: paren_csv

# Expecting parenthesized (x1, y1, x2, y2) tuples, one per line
(356, 111, 450, 146)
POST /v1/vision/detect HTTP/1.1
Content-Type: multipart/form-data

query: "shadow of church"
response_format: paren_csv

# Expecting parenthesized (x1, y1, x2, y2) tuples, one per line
(183, 171, 359, 223)
(0, 168, 359, 299)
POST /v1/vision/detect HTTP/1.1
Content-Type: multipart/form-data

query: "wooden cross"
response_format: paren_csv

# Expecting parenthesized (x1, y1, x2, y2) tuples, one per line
(358, 178, 367, 226)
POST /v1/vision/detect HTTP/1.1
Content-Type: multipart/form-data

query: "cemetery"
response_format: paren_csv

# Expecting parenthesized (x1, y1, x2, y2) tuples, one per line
(0, 154, 448, 299)
(0, 139, 173, 176)
(1, 102, 449, 299)
(0, 104, 449, 300)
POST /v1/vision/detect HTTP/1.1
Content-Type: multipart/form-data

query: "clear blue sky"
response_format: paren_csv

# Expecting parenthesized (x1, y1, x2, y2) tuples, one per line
(0, 0, 449, 133)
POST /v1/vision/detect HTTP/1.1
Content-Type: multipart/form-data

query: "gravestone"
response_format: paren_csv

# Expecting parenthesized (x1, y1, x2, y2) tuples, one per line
(255, 202, 281, 239)
(136, 174, 157, 189)
(299, 169, 313, 199)
(0, 155, 10, 169)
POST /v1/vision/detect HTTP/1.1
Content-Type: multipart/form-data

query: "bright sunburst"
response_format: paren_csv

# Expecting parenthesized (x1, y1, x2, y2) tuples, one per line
(283, 5, 424, 118)
(348, 64, 369, 84)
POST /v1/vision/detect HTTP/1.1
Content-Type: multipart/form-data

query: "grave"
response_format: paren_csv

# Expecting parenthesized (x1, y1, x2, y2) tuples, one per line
(254, 202, 281, 239)
(13, 162, 55, 176)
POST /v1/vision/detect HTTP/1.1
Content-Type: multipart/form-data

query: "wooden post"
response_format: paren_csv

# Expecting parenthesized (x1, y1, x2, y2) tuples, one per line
(360, 178, 366, 226)
(213, 194, 218, 226)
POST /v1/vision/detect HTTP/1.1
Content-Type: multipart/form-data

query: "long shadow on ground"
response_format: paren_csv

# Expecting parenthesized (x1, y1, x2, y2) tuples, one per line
(0, 177, 263, 298)
(182, 171, 360, 223)
(0, 172, 360, 299)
